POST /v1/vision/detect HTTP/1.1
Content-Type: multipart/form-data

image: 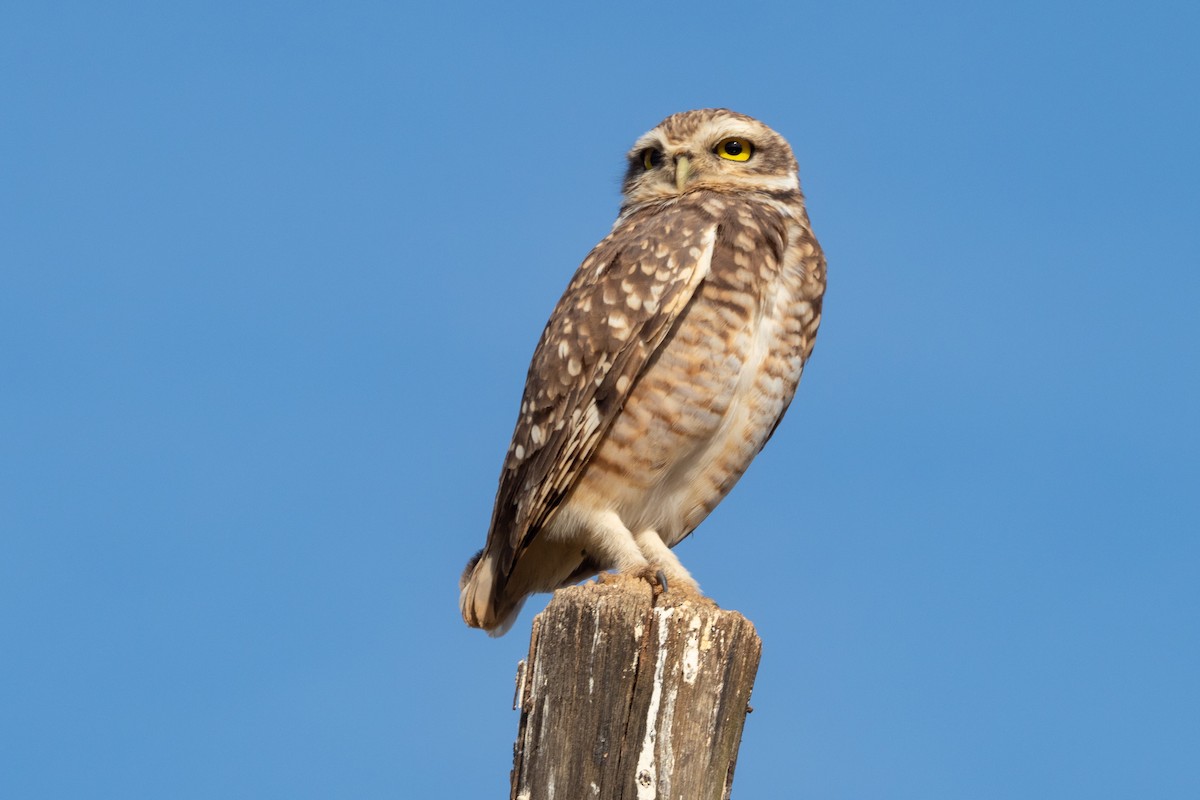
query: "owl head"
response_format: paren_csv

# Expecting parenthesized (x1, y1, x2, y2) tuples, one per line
(620, 109, 801, 209)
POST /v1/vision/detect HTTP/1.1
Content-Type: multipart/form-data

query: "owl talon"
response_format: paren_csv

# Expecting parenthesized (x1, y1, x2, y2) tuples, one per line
(655, 569, 669, 593)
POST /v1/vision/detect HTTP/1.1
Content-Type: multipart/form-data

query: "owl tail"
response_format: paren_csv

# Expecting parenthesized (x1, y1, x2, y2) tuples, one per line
(459, 549, 525, 637)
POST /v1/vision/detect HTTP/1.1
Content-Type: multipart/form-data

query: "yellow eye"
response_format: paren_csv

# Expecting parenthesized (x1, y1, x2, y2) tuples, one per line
(642, 149, 660, 170)
(715, 138, 753, 162)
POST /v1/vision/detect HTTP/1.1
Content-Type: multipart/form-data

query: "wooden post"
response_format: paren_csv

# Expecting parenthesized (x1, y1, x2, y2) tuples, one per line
(510, 576, 762, 800)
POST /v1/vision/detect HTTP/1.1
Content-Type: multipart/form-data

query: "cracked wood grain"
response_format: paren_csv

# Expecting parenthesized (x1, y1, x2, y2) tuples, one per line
(510, 579, 761, 800)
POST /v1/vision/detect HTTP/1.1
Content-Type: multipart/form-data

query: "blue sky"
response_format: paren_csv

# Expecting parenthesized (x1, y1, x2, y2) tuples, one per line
(2, 1, 1198, 797)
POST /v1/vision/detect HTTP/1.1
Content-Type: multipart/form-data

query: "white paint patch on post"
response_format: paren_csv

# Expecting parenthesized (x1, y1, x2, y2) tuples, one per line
(681, 613, 702, 685)
(659, 685, 679, 799)
(635, 606, 674, 800)
(589, 606, 603, 695)
(534, 635, 553, 755)
(591, 607, 604, 653)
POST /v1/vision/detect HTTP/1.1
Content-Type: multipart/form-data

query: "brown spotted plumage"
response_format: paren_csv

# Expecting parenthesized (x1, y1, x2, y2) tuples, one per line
(461, 109, 826, 634)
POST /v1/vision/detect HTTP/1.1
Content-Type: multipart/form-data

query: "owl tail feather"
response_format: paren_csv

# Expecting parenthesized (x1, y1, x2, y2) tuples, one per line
(459, 549, 525, 637)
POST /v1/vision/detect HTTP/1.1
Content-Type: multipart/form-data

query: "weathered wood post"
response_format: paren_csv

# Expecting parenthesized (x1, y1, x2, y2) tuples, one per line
(510, 576, 762, 800)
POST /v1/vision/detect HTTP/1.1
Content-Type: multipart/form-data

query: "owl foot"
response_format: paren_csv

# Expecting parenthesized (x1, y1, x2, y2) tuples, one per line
(618, 565, 668, 595)
(599, 566, 671, 595)
(635, 565, 690, 598)
(597, 570, 653, 590)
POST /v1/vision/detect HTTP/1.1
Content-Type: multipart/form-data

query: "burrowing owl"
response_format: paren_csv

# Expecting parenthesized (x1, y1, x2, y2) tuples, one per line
(461, 109, 826, 635)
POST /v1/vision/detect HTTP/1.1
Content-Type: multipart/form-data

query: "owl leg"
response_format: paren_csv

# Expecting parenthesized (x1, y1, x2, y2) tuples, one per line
(579, 509, 650, 574)
(634, 529, 701, 594)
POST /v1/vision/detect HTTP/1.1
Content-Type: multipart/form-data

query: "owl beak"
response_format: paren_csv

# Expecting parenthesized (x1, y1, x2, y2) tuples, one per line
(674, 155, 692, 191)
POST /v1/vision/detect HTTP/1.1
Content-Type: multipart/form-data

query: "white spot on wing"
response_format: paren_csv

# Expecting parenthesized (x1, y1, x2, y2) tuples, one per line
(583, 402, 600, 436)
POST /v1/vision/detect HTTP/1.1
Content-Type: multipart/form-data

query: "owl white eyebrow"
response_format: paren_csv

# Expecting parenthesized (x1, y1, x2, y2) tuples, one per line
(709, 131, 755, 147)
(628, 136, 665, 157)
(688, 120, 754, 144)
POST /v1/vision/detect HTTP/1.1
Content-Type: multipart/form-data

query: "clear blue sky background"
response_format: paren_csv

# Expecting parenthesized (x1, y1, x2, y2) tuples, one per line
(3, 1, 1197, 797)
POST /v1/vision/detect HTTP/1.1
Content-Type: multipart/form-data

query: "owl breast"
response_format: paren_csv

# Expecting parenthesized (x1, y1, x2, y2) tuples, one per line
(561, 202, 821, 546)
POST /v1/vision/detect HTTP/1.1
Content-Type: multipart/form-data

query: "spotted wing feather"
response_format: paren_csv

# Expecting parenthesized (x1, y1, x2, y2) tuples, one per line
(485, 205, 718, 584)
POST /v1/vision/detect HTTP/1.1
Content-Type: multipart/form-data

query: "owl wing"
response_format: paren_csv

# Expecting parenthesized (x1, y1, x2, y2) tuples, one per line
(485, 205, 718, 583)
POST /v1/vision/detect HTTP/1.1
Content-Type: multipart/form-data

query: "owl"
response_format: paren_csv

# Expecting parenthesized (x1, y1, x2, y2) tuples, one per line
(460, 109, 826, 635)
